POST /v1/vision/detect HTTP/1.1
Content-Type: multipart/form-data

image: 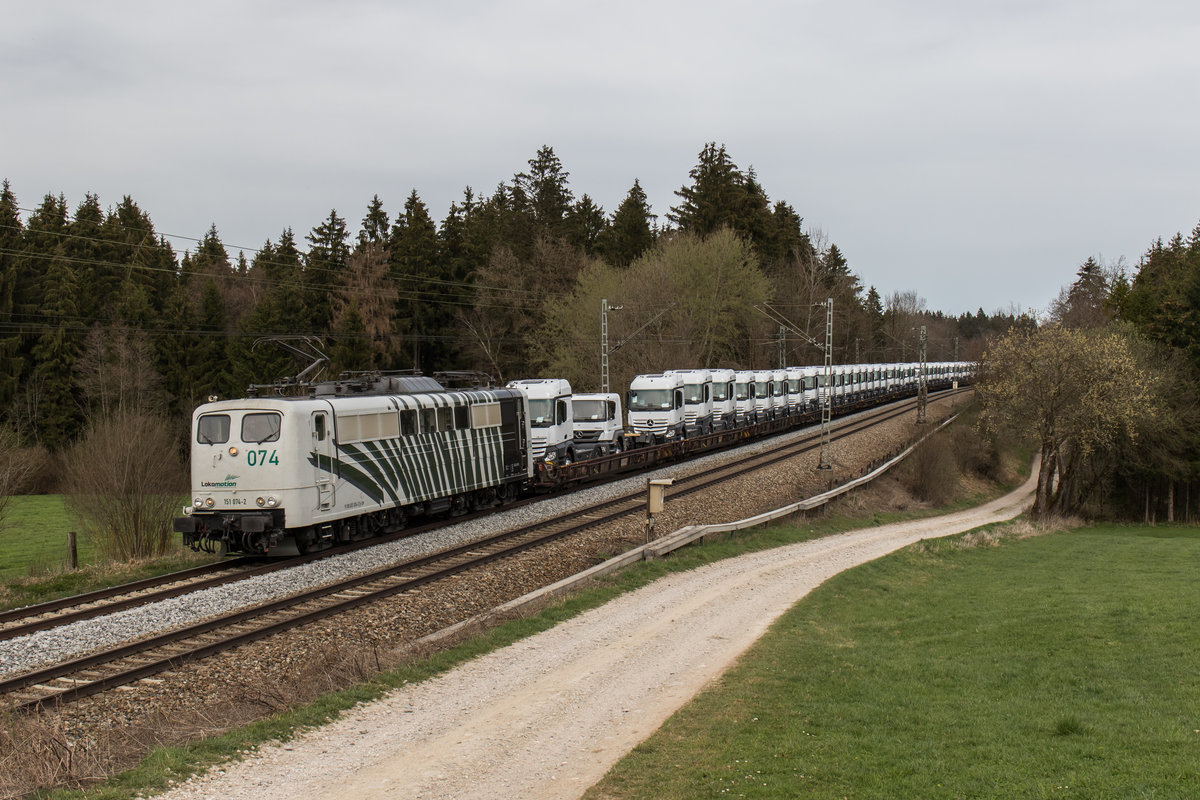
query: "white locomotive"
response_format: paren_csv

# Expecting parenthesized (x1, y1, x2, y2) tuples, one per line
(175, 374, 531, 555)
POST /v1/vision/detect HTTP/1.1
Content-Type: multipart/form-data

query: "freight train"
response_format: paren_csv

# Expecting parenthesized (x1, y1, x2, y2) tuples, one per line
(175, 362, 972, 556)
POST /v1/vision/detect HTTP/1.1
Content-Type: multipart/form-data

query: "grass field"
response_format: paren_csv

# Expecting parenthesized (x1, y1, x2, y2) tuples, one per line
(585, 524, 1200, 799)
(0, 496, 215, 610)
(0, 495, 89, 580)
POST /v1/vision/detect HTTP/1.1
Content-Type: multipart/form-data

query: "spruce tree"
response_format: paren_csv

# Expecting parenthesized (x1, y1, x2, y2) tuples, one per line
(305, 210, 350, 332)
(389, 191, 445, 371)
(358, 195, 390, 251)
(30, 253, 82, 447)
(669, 142, 744, 235)
(0, 181, 22, 410)
(564, 194, 607, 255)
(104, 196, 177, 318)
(67, 193, 110, 324)
(512, 145, 574, 233)
(598, 179, 656, 268)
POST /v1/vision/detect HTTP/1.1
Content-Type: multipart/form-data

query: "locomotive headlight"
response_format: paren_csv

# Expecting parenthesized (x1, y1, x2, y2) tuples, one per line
(266, 496, 278, 508)
(256, 496, 265, 507)
(228, 446, 239, 457)
(256, 496, 279, 508)
(193, 498, 204, 509)
(204, 497, 215, 508)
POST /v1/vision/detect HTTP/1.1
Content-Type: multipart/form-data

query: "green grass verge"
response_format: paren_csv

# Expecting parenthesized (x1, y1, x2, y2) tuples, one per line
(585, 524, 1200, 799)
(0, 496, 86, 581)
(0, 496, 218, 611)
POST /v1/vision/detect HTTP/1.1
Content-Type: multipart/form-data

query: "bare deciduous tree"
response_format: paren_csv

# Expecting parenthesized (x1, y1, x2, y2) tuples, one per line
(977, 324, 1160, 518)
(538, 229, 772, 391)
(331, 242, 400, 368)
(74, 326, 162, 417)
(0, 426, 42, 533)
(62, 410, 186, 560)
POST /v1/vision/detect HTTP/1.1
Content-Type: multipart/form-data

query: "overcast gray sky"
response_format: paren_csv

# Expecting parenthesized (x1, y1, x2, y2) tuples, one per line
(4, 0, 1198, 316)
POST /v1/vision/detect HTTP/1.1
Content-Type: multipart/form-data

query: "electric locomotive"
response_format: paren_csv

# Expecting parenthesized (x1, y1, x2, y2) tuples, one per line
(174, 374, 530, 555)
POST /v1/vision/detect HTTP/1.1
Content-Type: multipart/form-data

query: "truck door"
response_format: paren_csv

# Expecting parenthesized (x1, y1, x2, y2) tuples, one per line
(311, 410, 335, 511)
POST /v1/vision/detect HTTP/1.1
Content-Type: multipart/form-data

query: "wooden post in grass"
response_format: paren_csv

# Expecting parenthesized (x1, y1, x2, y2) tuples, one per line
(67, 531, 78, 570)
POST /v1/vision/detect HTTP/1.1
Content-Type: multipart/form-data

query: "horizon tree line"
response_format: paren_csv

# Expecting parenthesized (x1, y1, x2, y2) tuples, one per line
(1, 143, 1033, 455)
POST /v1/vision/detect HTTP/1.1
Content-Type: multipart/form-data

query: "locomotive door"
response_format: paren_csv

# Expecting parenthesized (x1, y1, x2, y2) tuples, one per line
(311, 411, 335, 511)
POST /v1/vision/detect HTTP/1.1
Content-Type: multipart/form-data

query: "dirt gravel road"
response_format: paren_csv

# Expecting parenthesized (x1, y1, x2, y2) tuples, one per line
(156, 468, 1037, 800)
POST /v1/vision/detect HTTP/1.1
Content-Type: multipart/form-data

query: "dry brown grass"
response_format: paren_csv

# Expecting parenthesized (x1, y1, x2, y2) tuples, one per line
(912, 515, 1080, 554)
(0, 709, 118, 799)
(0, 640, 407, 799)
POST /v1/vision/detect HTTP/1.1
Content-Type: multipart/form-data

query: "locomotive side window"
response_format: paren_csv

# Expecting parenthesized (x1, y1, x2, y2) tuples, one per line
(314, 414, 327, 441)
(400, 409, 418, 436)
(437, 406, 452, 431)
(455, 405, 469, 429)
(197, 414, 230, 444)
(336, 411, 400, 443)
(470, 402, 501, 428)
(421, 407, 439, 433)
(242, 412, 281, 444)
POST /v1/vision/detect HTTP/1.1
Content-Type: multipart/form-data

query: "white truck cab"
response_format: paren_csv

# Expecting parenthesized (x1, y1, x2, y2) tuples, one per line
(708, 368, 737, 430)
(797, 366, 822, 412)
(507, 378, 575, 465)
(627, 373, 687, 443)
(771, 369, 789, 416)
(665, 369, 715, 436)
(784, 367, 807, 415)
(753, 370, 776, 421)
(732, 370, 757, 425)
(571, 392, 626, 456)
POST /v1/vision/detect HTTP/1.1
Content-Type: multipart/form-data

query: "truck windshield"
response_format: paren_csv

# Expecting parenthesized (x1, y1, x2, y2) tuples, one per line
(572, 399, 608, 421)
(527, 399, 555, 427)
(628, 389, 672, 411)
(712, 383, 729, 401)
(683, 384, 706, 404)
(734, 382, 751, 401)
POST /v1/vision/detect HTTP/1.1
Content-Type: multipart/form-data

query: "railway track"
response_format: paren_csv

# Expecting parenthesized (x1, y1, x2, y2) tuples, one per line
(1, 390, 966, 713)
(0, 387, 941, 641)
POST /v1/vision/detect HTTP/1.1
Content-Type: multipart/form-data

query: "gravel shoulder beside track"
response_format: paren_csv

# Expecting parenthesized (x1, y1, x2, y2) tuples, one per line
(154, 438, 1036, 800)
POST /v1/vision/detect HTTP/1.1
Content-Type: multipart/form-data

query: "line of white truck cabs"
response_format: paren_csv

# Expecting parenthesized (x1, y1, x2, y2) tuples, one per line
(508, 362, 971, 466)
